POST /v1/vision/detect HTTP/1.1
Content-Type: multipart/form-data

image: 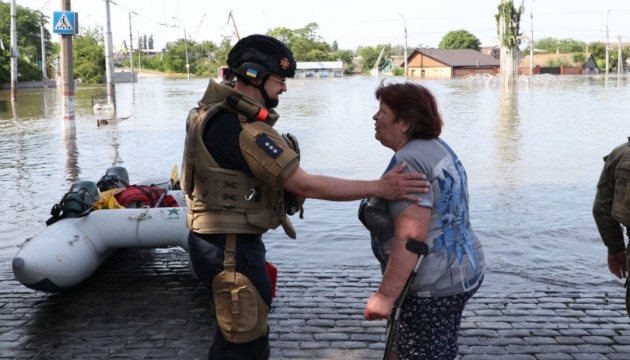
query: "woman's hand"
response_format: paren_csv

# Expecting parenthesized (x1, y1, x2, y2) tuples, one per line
(363, 291, 397, 320)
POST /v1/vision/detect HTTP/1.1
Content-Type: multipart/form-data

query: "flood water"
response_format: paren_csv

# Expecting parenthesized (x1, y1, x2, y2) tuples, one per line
(1, 74, 629, 290)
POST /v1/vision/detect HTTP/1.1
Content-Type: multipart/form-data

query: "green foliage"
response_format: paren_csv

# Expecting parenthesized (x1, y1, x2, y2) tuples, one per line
(391, 67, 404, 76)
(572, 53, 586, 64)
(545, 58, 571, 67)
(267, 23, 356, 71)
(438, 29, 481, 51)
(609, 47, 630, 70)
(162, 39, 191, 74)
(535, 37, 586, 54)
(0, 2, 53, 83)
(587, 42, 605, 60)
(73, 27, 106, 83)
(596, 58, 606, 70)
(358, 45, 393, 74)
(495, 1, 522, 48)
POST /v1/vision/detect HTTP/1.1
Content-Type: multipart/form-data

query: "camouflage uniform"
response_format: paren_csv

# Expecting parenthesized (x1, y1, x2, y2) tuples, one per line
(593, 138, 630, 318)
(593, 139, 630, 255)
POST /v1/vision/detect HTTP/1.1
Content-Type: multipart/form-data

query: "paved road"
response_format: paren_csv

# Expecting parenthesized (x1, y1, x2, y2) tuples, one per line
(1, 247, 630, 359)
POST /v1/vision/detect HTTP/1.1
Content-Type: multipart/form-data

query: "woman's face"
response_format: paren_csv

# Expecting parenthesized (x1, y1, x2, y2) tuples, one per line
(372, 101, 409, 151)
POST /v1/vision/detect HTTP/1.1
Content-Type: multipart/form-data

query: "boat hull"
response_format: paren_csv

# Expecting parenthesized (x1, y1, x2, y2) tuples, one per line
(12, 195, 189, 292)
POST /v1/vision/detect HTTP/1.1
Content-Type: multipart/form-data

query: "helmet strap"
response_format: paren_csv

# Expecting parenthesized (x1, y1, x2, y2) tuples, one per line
(257, 78, 278, 109)
(236, 75, 279, 109)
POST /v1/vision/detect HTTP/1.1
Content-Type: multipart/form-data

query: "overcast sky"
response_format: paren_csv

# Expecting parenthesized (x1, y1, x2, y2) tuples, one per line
(15, 0, 630, 52)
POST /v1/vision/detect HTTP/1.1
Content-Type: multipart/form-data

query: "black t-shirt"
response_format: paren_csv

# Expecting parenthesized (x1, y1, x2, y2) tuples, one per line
(202, 110, 253, 176)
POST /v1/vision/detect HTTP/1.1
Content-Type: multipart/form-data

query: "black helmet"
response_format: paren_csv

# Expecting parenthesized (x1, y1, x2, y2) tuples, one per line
(227, 34, 296, 80)
(97, 166, 129, 191)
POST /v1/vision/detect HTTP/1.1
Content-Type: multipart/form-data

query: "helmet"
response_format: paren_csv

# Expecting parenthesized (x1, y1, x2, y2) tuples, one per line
(97, 166, 129, 191)
(227, 34, 296, 80)
(61, 180, 100, 218)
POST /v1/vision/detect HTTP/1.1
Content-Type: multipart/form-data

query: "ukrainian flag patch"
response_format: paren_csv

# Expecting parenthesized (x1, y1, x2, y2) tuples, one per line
(256, 134, 283, 158)
(246, 68, 258, 78)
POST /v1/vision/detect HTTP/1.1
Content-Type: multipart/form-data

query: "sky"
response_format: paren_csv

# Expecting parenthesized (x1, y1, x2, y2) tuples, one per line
(14, 0, 630, 52)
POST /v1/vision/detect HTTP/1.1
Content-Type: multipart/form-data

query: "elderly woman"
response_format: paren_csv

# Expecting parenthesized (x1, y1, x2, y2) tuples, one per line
(360, 81, 485, 360)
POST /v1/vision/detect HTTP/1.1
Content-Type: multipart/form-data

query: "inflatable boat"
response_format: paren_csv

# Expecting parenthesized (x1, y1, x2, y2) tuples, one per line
(12, 167, 190, 292)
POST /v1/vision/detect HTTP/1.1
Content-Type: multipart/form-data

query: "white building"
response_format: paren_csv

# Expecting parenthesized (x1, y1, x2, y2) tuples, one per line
(295, 61, 343, 79)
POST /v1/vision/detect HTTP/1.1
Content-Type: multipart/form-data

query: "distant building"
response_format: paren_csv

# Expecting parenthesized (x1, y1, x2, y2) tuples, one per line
(404, 49, 500, 79)
(295, 61, 344, 79)
(379, 56, 405, 75)
(519, 53, 599, 75)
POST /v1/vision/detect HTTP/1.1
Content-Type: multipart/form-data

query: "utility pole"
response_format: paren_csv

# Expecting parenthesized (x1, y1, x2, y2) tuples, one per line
(129, 11, 136, 82)
(397, 13, 407, 78)
(137, 29, 142, 74)
(104, 0, 116, 109)
(10, 0, 18, 102)
(40, 0, 51, 88)
(530, 0, 535, 75)
(605, 10, 610, 75)
(60, 0, 75, 122)
(173, 17, 190, 79)
(618, 35, 623, 75)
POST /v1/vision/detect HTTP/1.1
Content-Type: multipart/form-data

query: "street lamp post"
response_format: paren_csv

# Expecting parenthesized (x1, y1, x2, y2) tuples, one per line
(397, 13, 407, 78)
(129, 11, 137, 82)
(173, 17, 190, 79)
(261, 11, 269, 34)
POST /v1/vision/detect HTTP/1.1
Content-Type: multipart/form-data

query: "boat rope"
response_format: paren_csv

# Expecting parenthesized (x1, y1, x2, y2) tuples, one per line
(129, 208, 152, 242)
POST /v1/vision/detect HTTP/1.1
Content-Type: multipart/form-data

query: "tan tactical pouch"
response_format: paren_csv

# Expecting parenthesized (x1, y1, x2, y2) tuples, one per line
(212, 234, 269, 343)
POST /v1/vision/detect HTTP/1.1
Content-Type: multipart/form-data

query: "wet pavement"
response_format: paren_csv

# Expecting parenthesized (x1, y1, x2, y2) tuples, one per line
(1, 247, 630, 359)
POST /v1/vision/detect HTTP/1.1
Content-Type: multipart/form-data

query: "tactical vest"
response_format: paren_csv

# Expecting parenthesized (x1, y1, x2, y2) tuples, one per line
(181, 90, 302, 239)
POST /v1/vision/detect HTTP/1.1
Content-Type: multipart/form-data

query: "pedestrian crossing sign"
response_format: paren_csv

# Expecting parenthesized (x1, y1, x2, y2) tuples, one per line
(53, 11, 78, 35)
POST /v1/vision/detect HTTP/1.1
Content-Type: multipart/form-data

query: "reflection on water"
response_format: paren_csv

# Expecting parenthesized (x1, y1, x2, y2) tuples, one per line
(1, 75, 630, 289)
(493, 87, 521, 212)
(63, 127, 79, 183)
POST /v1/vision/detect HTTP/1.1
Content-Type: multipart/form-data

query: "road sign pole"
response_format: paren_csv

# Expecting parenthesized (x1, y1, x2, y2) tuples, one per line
(59, 0, 75, 122)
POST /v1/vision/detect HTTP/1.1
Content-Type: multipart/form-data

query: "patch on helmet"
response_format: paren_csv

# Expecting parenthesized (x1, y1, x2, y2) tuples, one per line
(246, 68, 258, 78)
(255, 134, 284, 158)
(279, 58, 291, 70)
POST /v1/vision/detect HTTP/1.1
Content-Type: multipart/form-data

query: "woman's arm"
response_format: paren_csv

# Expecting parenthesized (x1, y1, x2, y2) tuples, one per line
(363, 204, 431, 320)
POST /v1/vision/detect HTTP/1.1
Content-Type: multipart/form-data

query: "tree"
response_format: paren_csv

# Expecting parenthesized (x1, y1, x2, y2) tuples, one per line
(535, 37, 585, 54)
(358, 45, 393, 74)
(610, 47, 630, 71)
(572, 53, 586, 64)
(268, 24, 356, 71)
(148, 35, 154, 50)
(439, 29, 481, 51)
(587, 41, 606, 68)
(587, 42, 605, 58)
(0, 2, 53, 83)
(162, 38, 193, 75)
(73, 27, 105, 83)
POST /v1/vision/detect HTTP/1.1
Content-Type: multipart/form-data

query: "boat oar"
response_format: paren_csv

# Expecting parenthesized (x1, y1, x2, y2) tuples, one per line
(383, 240, 429, 360)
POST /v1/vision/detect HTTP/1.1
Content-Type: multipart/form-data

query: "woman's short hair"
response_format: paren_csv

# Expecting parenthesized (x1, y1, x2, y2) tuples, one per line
(374, 81, 443, 139)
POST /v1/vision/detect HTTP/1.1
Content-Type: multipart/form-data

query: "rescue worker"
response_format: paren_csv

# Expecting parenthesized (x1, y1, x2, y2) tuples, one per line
(593, 137, 630, 317)
(180, 34, 429, 360)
